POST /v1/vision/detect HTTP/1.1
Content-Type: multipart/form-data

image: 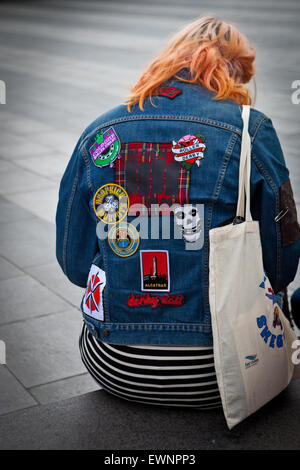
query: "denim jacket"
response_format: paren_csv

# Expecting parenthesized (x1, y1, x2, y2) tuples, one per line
(56, 78, 300, 346)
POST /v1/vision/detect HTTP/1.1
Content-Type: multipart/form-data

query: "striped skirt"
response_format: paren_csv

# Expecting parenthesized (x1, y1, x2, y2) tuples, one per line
(79, 323, 222, 409)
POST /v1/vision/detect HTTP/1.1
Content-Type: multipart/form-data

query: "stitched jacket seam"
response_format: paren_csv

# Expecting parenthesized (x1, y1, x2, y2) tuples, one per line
(203, 132, 239, 322)
(78, 115, 242, 151)
(81, 146, 94, 195)
(82, 317, 213, 330)
(63, 174, 79, 276)
(251, 116, 268, 144)
(252, 154, 281, 288)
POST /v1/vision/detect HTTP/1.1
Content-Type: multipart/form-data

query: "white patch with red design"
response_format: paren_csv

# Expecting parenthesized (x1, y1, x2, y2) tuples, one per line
(83, 264, 106, 320)
(172, 134, 206, 166)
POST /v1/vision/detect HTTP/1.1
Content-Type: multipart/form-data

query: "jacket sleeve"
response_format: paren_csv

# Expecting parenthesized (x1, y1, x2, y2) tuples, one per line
(56, 139, 98, 287)
(250, 116, 300, 293)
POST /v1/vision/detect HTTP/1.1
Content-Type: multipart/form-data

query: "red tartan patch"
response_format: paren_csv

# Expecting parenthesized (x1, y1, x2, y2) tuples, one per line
(115, 142, 190, 214)
(152, 86, 182, 99)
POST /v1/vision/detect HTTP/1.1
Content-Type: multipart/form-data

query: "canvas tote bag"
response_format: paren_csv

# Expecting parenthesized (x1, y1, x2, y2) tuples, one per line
(209, 104, 300, 430)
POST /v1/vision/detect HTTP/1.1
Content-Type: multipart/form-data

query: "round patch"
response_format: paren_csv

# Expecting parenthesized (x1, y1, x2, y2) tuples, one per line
(89, 127, 121, 168)
(93, 184, 129, 224)
(108, 222, 140, 257)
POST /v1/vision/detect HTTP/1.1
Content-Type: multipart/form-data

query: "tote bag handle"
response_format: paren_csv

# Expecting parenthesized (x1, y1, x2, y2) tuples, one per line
(236, 105, 252, 222)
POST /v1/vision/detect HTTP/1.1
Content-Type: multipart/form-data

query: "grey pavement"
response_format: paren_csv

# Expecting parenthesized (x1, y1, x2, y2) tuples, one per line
(1, 381, 300, 450)
(0, 0, 299, 450)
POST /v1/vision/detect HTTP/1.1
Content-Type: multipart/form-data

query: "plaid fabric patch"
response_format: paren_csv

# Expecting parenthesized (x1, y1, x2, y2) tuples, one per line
(115, 142, 190, 214)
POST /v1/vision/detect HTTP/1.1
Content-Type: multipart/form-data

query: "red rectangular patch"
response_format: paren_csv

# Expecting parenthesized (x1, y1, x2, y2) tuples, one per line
(115, 142, 190, 214)
(140, 250, 170, 292)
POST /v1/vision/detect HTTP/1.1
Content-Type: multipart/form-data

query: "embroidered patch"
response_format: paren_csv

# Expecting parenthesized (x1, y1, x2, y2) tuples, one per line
(152, 86, 182, 99)
(82, 264, 106, 320)
(127, 293, 184, 308)
(172, 134, 206, 170)
(108, 222, 140, 257)
(174, 204, 203, 243)
(279, 179, 300, 247)
(93, 183, 129, 224)
(115, 143, 190, 214)
(89, 127, 121, 167)
(140, 250, 170, 292)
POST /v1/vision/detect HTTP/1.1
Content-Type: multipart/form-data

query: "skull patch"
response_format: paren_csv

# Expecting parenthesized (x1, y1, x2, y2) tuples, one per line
(174, 205, 202, 243)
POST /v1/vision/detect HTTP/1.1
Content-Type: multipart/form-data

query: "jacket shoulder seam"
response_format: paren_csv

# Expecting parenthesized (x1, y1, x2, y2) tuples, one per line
(250, 114, 268, 143)
(78, 115, 242, 151)
(80, 145, 94, 195)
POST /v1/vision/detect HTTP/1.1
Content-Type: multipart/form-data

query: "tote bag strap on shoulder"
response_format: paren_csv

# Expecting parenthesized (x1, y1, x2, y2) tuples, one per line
(236, 105, 252, 223)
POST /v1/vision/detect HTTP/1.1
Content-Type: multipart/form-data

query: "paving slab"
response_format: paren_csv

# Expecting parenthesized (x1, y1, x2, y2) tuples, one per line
(0, 129, 55, 159)
(3, 116, 53, 136)
(29, 130, 79, 156)
(0, 256, 24, 282)
(14, 152, 69, 179)
(25, 261, 85, 308)
(0, 380, 299, 450)
(4, 185, 60, 224)
(0, 216, 56, 268)
(0, 366, 37, 416)
(0, 166, 55, 196)
(0, 159, 16, 173)
(0, 196, 33, 224)
(0, 274, 70, 325)
(29, 373, 100, 405)
(0, 309, 85, 388)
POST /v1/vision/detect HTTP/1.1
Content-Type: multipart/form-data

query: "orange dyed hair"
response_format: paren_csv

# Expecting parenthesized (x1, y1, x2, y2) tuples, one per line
(127, 16, 256, 111)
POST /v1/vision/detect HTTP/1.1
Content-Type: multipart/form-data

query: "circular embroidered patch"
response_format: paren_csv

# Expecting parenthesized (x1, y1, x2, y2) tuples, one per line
(93, 184, 129, 224)
(89, 127, 121, 168)
(108, 222, 140, 257)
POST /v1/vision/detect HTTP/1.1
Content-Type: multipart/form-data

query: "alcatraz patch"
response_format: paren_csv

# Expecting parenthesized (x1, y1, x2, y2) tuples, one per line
(108, 222, 140, 257)
(140, 250, 170, 292)
(172, 134, 206, 170)
(89, 127, 121, 168)
(93, 184, 129, 224)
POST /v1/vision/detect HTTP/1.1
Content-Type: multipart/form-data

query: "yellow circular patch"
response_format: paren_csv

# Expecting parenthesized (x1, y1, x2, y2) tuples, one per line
(93, 183, 129, 224)
(108, 222, 140, 257)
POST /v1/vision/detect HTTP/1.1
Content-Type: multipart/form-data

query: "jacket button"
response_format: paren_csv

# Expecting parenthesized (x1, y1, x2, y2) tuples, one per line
(102, 330, 110, 337)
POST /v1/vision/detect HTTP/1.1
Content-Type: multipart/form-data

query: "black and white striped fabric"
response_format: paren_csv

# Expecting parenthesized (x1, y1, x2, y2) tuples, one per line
(79, 323, 222, 409)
